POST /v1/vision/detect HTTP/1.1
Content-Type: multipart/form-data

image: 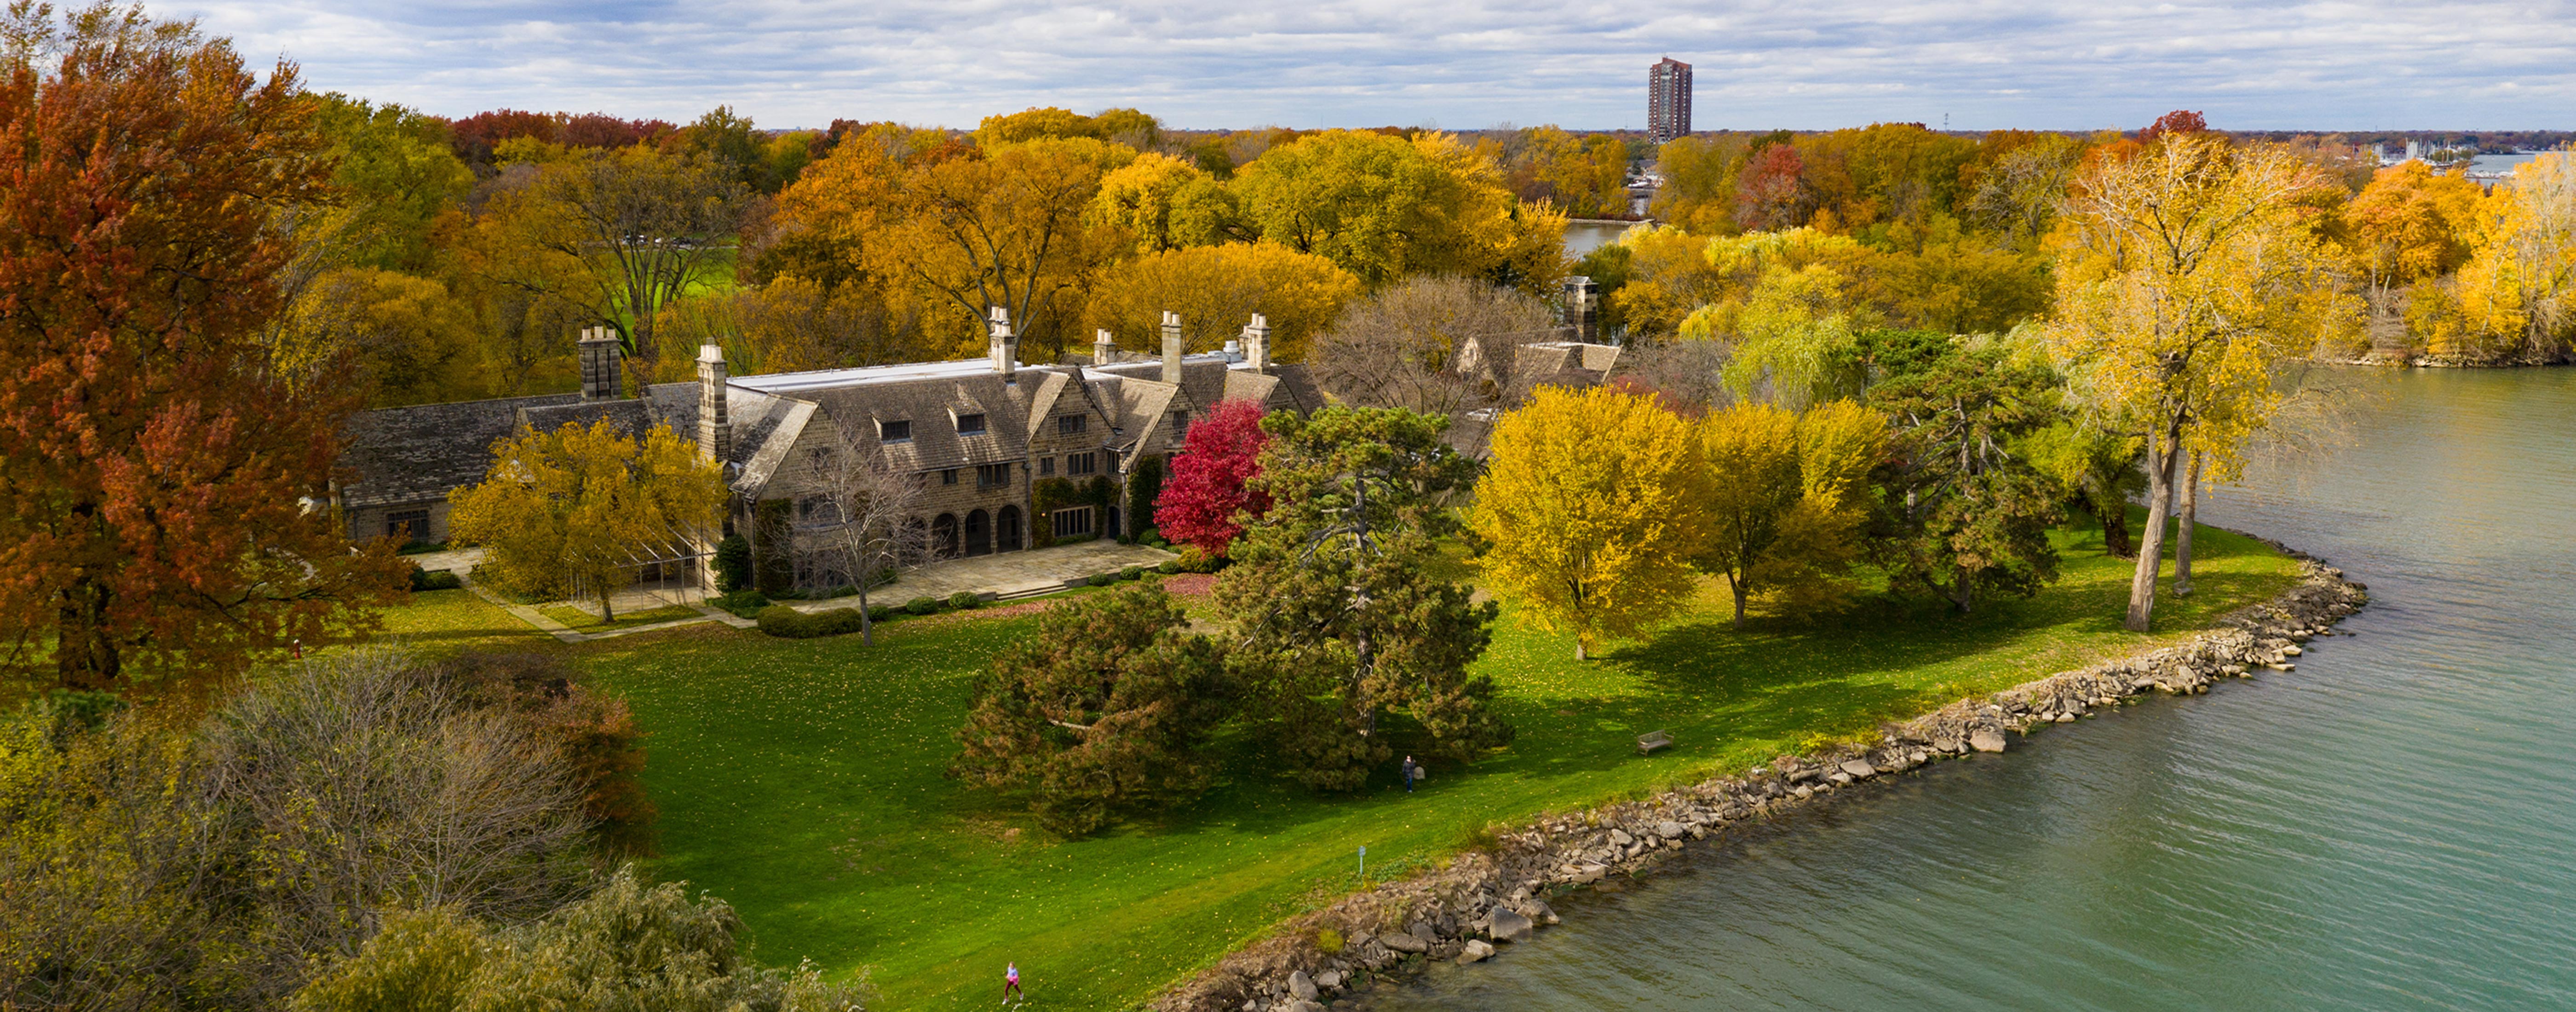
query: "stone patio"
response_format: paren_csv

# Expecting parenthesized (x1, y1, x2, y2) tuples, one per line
(783, 540, 1179, 612)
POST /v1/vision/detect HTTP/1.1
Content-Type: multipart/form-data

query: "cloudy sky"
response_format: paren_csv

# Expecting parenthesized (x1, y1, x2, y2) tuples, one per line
(175, 0, 2576, 132)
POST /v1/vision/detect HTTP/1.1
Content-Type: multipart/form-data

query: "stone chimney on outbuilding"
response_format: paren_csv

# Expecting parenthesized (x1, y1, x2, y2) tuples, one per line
(1563, 275, 1599, 344)
(988, 306, 1018, 381)
(1241, 314, 1271, 374)
(1093, 329, 1118, 365)
(1161, 310, 1185, 386)
(696, 345, 729, 466)
(578, 326, 623, 401)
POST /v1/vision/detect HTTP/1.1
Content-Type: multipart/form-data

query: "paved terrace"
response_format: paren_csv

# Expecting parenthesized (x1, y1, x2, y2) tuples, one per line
(783, 540, 1178, 612)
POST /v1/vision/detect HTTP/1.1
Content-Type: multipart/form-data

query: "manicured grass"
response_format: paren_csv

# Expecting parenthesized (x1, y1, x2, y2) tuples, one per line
(368, 588, 554, 656)
(536, 602, 702, 632)
(372, 518, 2300, 1011)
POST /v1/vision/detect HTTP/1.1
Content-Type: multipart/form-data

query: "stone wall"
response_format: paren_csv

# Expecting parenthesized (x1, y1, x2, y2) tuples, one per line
(1153, 554, 2369, 1012)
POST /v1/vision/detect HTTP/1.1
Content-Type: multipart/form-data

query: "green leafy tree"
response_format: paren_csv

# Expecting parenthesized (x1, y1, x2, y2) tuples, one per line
(1215, 407, 1508, 790)
(2022, 420, 2148, 558)
(1866, 343, 2065, 612)
(952, 583, 1232, 835)
(1695, 400, 1887, 627)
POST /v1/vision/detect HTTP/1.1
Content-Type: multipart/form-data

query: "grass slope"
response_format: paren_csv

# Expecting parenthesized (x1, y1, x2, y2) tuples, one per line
(383, 519, 2298, 1010)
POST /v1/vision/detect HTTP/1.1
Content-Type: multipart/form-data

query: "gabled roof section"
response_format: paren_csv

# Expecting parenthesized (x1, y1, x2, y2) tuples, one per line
(342, 391, 582, 507)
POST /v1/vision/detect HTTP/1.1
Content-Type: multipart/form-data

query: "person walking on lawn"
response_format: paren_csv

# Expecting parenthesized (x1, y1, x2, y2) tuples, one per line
(1003, 961, 1023, 1003)
(1403, 755, 1420, 793)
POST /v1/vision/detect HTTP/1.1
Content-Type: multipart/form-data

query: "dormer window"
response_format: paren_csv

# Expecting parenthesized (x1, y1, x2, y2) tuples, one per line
(880, 419, 912, 442)
(1056, 415, 1086, 435)
(956, 412, 987, 436)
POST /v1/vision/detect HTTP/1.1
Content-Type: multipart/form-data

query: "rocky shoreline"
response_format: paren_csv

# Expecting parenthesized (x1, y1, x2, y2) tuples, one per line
(1150, 553, 2369, 1012)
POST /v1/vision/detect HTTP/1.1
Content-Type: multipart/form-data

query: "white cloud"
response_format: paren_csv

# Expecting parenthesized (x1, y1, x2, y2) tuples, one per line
(173, 0, 2576, 130)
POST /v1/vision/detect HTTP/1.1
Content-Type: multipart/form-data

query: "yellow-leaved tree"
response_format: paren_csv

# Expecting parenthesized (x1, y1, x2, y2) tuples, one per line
(448, 420, 726, 620)
(2340, 160, 2484, 315)
(2046, 135, 2360, 631)
(1085, 242, 1360, 362)
(2444, 153, 2576, 362)
(1470, 385, 1704, 659)
(1693, 400, 1887, 627)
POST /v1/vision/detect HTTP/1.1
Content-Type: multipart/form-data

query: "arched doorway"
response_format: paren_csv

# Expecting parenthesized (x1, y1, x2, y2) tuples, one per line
(997, 505, 1023, 552)
(965, 509, 991, 557)
(932, 513, 959, 558)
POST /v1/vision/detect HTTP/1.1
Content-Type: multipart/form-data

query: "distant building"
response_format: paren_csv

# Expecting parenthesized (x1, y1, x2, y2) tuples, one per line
(1648, 57, 1692, 144)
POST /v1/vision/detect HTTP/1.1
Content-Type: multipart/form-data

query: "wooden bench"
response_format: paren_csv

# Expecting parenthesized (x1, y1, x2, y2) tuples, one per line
(1636, 730, 1673, 755)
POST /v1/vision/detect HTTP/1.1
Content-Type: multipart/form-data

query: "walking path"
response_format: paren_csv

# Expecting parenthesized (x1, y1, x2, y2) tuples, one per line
(441, 540, 1176, 642)
(780, 540, 1179, 613)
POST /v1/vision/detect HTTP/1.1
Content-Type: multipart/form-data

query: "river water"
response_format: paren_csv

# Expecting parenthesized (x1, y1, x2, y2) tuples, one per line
(1372, 368, 2576, 1011)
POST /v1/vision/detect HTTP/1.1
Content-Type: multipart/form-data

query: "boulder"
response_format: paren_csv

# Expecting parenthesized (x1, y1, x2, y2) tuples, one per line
(1288, 971, 1317, 1001)
(1828, 772, 1853, 786)
(1839, 759, 1877, 779)
(1457, 939, 1495, 964)
(1969, 729, 2007, 753)
(1570, 864, 1607, 884)
(1656, 820, 1687, 839)
(1932, 736, 1962, 753)
(1317, 970, 1342, 990)
(1490, 906, 1534, 943)
(1284, 1001, 1325, 1012)
(1608, 828, 1634, 846)
(1531, 900, 1560, 924)
(1409, 920, 1438, 943)
(1381, 932, 1427, 954)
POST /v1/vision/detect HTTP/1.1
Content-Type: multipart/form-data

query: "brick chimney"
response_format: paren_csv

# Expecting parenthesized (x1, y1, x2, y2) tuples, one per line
(696, 345, 729, 466)
(1563, 275, 1599, 343)
(1093, 328, 1118, 365)
(1160, 310, 1184, 386)
(988, 306, 1017, 380)
(578, 326, 623, 401)
(1241, 313, 1271, 374)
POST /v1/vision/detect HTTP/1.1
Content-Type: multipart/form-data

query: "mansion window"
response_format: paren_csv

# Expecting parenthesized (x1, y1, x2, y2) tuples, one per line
(1056, 414, 1087, 435)
(1170, 411, 1190, 437)
(1052, 506, 1094, 537)
(1067, 452, 1099, 476)
(956, 413, 986, 436)
(941, 468, 958, 485)
(976, 463, 1012, 489)
(1039, 457, 1054, 476)
(879, 419, 912, 442)
(386, 509, 429, 542)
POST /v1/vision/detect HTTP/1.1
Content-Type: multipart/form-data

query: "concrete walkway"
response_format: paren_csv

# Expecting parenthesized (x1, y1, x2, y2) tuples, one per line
(782, 540, 1179, 613)
(455, 569, 748, 644)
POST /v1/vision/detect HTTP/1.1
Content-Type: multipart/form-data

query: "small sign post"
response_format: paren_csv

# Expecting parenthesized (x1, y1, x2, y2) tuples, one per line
(1358, 845, 1366, 880)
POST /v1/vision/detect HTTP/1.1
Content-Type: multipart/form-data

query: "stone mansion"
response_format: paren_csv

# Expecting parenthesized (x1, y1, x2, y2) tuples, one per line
(340, 296, 1616, 593)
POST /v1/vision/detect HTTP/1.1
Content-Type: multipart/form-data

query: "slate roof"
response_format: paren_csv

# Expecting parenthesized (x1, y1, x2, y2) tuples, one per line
(342, 392, 581, 508)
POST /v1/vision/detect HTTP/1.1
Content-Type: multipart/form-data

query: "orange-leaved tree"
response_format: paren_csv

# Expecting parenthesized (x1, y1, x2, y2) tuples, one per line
(0, 3, 408, 697)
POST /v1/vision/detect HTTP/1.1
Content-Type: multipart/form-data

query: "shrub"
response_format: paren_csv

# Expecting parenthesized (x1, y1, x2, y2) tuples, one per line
(1316, 927, 1345, 954)
(408, 564, 462, 592)
(947, 591, 983, 610)
(710, 590, 770, 619)
(1156, 560, 1181, 575)
(1119, 566, 1147, 581)
(713, 534, 753, 592)
(1086, 573, 1118, 587)
(867, 604, 897, 623)
(1174, 546, 1228, 574)
(904, 596, 942, 616)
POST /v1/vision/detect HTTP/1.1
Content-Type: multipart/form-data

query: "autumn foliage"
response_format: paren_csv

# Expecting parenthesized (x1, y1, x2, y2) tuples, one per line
(1154, 399, 1272, 556)
(0, 6, 408, 695)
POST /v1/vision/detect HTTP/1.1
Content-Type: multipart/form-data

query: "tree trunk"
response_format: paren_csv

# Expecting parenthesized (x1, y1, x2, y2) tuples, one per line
(858, 585, 873, 647)
(1575, 638, 1586, 661)
(55, 580, 120, 691)
(2174, 451, 2202, 597)
(2125, 422, 2182, 632)
(600, 579, 617, 623)
(2097, 501, 2135, 558)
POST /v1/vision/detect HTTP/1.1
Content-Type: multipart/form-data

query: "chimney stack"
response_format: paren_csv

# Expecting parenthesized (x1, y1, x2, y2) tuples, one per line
(696, 345, 730, 466)
(1093, 328, 1118, 366)
(988, 306, 1018, 380)
(1241, 313, 1271, 373)
(578, 326, 623, 401)
(1563, 276, 1600, 343)
(1160, 310, 1184, 386)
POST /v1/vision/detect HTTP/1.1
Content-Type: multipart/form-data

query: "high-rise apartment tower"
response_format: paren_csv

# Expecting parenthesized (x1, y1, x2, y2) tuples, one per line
(1648, 57, 1692, 144)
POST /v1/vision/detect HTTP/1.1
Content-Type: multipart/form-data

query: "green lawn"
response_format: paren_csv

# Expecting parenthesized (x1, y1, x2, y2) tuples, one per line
(372, 518, 2299, 1010)
(536, 602, 702, 632)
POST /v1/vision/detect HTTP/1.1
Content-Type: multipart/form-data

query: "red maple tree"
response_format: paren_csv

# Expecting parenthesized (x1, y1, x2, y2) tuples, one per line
(1734, 142, 1809, 231)
(0, 7, 408, 696)
(2140, 109, 2209, 143)
(1154, 399, 1273, 557)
